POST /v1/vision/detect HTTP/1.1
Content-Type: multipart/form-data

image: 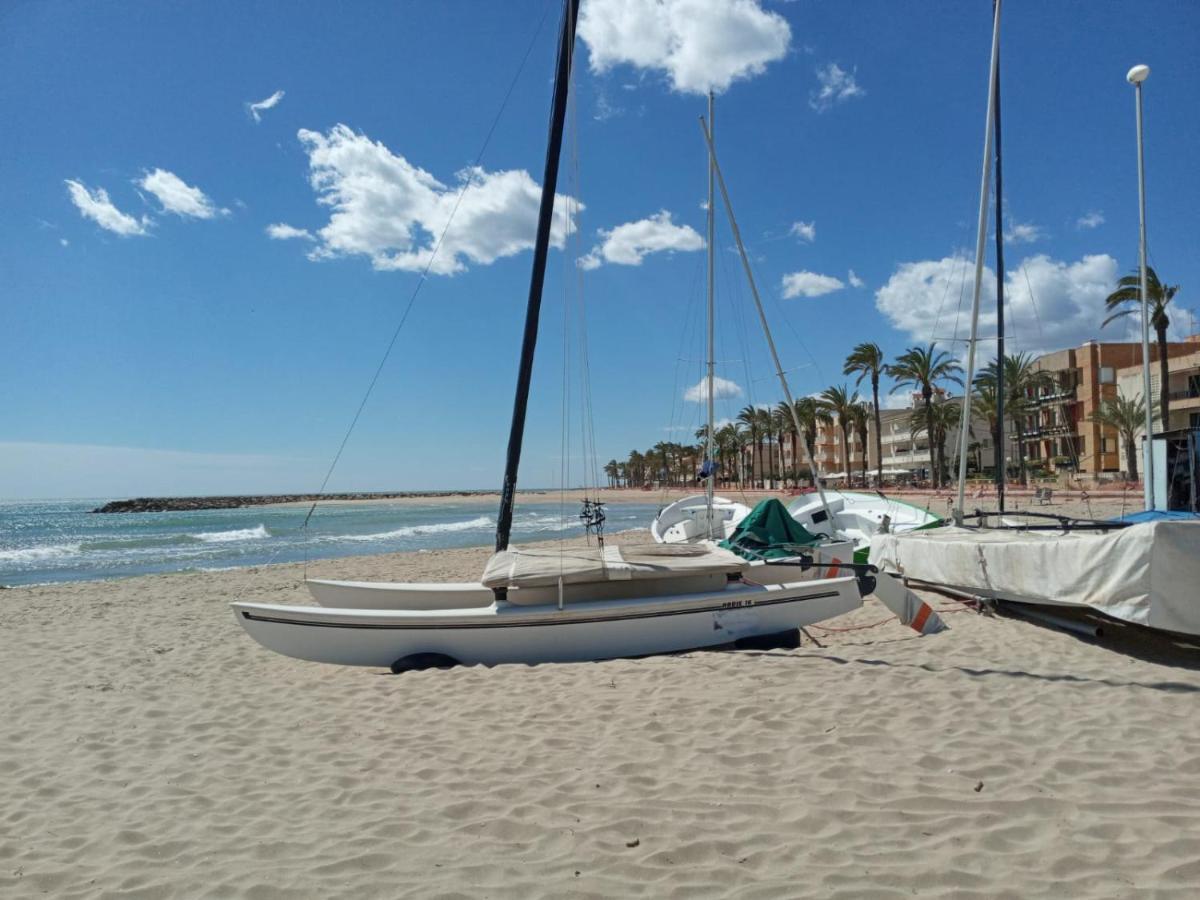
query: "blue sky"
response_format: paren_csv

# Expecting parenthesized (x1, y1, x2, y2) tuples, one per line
(2, 0, 1197, 499)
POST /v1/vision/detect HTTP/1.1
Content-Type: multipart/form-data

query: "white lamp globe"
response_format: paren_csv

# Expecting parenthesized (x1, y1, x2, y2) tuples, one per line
(1127, 64, 1151, 84)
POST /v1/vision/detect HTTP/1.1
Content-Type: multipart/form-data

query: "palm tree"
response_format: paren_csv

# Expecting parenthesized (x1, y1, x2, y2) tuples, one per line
(776, 402, 798, 486)
(848, 402, 871, 485)
(738, 405, 764, 488)
(1090, 393, 1149, 481)
(975, 353, 1053, 486)
(888, 344, 963, 487)
(604, 459, 619, 488)
(760, 406, 779, 488)
(819, 385, 859, 485)
(1103, 265, 1180, 430)
(791, 397, 831, 486)
(844, 342, 887, 485)
(909, 400, 962, 485)
(972, 383, 1002, 477)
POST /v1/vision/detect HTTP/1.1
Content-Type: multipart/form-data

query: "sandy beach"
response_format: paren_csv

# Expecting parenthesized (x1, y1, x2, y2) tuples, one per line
(5, 517, 1200, 899)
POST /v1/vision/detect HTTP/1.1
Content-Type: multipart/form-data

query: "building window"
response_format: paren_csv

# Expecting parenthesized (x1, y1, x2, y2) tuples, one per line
(1100, 366, 1115, 384)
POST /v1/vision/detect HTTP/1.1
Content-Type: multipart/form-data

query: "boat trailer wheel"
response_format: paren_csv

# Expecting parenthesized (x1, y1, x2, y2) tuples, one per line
(390, 652, 460, 674)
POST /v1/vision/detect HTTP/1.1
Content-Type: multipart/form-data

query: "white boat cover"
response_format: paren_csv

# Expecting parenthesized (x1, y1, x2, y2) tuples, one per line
(869, 520, 1200, 636)
(482, 543, 747, 590)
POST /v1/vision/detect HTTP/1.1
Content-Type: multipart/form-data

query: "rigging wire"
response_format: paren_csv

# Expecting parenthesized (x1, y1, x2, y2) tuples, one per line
(297, 0, 554, 562)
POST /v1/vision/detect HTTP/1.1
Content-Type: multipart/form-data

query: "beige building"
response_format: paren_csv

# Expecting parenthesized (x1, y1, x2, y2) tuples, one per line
(1112, 339, 1200, 476)
(1026, 339, 1198, 477)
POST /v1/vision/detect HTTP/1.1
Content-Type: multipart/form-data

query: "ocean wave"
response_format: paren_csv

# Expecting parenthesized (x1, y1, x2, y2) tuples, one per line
(192, 525, 271, 543)
(0, 543, 82, 564)
(338, 515, 494, 542)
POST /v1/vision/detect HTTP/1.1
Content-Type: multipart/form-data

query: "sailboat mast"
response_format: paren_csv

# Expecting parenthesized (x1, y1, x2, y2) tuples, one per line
(705, 91, 716, 537)
(993, 0, 1006, 514)
(494, 0, 580, 556)
(955, 0, 1002, 520)
(699, 117, 837, 527)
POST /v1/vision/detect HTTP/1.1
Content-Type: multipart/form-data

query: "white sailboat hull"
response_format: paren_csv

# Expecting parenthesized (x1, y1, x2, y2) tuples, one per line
(788, 490, 940, 556)
(651, 494, 752, 543)
(307, 579, 494, 610)
(233, 576, 862, 668)
(870, 520, 1200, 637)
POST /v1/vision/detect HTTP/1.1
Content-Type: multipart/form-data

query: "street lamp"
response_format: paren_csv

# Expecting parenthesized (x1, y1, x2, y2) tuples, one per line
(1127, 63, 1155, 510)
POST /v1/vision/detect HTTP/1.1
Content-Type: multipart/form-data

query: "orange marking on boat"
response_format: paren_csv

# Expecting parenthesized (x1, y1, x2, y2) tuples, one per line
(911, 603, 932, 633)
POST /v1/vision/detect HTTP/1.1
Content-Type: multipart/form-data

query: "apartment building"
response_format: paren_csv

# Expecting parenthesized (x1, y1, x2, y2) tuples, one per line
(1117, 341, 1200, 437)
(1025, 340, 1197, 476)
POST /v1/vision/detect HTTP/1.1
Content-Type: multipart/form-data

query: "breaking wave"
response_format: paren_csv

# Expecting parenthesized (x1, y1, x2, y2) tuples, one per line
(338, 515, 494, 542)
(0, 543, 82, 563)
(192, 525, 271, 543)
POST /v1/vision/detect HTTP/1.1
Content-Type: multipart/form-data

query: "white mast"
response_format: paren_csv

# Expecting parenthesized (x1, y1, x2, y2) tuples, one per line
(699, 117, 836, 527)
(954, 0, 1002, 521)
(705, 90, 716, 537)
(1127, 63, 1155, 511)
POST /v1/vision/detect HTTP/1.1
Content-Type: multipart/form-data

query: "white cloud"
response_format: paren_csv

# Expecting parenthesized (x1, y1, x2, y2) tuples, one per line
(875, 253, 1121, 355)
(685, 376, 743, 403)
(881, 392, 913, 410)
(138, 168, 224, 219)
(1076, 211, 1105, 230)
(847, 269, 864, 288)
(782, 270, 844, 298)
(248, 89, 285, 123)
(1005, 219, 1043, 243)
(789, 220, 816, 242)
(266, 223, 314, 241)
(579, 210, 703, 270)
(60, 238, 69, 247)
(64, 180, 149, 236)
(296, 124, 580, 275)
(809, 62, 865, 112)
(579, 0, 791, 95)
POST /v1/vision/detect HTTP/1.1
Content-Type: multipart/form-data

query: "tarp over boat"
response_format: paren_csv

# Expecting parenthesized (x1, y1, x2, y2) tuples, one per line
(481, 543, 747, 590)
(869, 520, 1200, 637)
(719, 498, 823, 561)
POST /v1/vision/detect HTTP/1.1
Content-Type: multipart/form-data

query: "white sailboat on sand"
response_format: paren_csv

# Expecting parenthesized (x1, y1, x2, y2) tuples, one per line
(868, 0, 1200, 640)
(233, 0, 919, 669)
(787, 490, 940, 563)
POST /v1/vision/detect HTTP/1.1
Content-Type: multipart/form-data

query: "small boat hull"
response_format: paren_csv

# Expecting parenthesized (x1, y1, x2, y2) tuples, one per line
(788, 490, 940, 560)
(651, 494, 752, 543)
(233, 577, 862, 668)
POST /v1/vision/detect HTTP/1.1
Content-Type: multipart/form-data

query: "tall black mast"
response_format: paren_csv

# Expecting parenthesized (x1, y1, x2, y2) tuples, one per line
(993, 0, 1006, 513)
(494, 0, 580, 559)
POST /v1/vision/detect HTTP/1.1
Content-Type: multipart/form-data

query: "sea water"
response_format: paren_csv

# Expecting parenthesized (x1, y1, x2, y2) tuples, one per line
(0, 498, 660, 587)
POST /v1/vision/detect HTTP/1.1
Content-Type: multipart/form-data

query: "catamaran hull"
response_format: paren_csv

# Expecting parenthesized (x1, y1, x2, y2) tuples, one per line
(788, 490, 940, 560)
(870, 520, 1200, 637)
(307, 579, 493, 610)
(233, 577, 861, 668)
(651, 494, 752, 544)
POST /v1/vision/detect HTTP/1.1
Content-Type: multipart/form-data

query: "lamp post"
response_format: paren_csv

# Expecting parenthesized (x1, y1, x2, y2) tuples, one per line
(1127, 63, 1154, 511)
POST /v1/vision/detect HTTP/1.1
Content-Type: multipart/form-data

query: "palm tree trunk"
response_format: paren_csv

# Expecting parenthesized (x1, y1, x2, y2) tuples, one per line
(1015, 421, 1028, 486)
(840, 424, 850, 483)
(923, 394, 937, 487)
(1125, 435, 1139, 481)
(872, 375, 883, 485)
(1157, 325, 1170, 431)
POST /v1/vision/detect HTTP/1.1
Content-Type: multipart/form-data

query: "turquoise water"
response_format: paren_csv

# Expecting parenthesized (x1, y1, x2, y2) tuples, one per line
(0, 499, 659, 586)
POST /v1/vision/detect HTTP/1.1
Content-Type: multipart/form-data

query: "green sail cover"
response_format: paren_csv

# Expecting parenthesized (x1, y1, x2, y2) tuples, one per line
(719, 498, 824, 561)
